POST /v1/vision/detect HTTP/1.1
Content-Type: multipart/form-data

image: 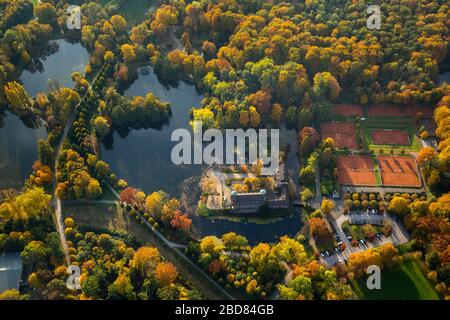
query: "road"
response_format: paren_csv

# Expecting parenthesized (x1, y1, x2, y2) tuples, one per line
(51, 65, 105, 266)
(49, 61, 234, 299)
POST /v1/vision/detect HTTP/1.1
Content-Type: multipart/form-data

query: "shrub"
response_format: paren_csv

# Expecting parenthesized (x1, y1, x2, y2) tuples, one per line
(64, 217, 75, 228)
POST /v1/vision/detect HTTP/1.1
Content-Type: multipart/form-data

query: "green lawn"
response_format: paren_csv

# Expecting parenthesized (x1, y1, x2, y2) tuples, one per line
(62, 202, 154, 242)
(352, 259, 439, 300)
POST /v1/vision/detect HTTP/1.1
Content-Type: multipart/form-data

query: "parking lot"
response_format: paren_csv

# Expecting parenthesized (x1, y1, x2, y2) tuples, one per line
(320, 213, 409, 267)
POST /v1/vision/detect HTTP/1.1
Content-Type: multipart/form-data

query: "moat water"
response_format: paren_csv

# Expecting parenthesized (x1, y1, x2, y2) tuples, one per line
(101, 66, 304, 243)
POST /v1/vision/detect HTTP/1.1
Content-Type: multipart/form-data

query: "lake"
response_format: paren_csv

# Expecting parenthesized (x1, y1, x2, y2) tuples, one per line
(102, 67, 304, 242)
(0, 111, 46, 189)
(20, 39, 89, 96)
(101, 67, 206, 198)
(0, 39, 89, 189)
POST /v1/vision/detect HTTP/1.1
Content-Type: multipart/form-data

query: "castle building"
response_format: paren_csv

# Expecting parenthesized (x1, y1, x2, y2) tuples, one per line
(230, 189, 267, 213)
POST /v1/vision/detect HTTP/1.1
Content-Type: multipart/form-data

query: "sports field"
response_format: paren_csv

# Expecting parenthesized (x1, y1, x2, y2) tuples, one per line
(377, 155, 422, 187)
(370, 129, 410, 145)
(321, 122, 358, 149)
(337, 155, 377, 186)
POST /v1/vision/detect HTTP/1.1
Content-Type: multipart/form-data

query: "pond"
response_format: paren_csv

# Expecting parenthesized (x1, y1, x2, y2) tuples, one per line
(0, 39, 88, 189)
(102, 67, 304, 242)
(0, 111, 46, 189)
(20, 39, 89, 96)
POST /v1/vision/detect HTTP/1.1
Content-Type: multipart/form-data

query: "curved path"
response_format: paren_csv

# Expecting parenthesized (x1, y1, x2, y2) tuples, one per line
(52, 66, 106, 266)
(50, 59, 234, 298)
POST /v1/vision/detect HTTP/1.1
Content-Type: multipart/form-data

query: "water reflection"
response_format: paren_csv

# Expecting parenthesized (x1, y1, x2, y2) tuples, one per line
(0, 111, 46, 189)
(102, 67, 304, 241)
(101, 67, 205, 197)
(20, 39, 89, 96)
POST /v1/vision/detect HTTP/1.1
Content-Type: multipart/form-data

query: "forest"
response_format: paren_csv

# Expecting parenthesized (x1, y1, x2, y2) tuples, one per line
(0, 0, 448, 301)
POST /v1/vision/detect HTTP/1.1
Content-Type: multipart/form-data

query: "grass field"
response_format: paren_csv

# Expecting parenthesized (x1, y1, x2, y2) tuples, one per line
(62, 202, 154, 242)
(352, 259, 439, 300)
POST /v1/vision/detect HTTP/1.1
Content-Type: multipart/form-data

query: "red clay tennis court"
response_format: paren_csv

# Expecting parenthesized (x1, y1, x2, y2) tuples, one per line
(321, 122, 358, 149)
(333, 104, 364, 117)
(377, 155, 421, 187)
(337, 155, 377, 186)
(370, 129, 410, 145)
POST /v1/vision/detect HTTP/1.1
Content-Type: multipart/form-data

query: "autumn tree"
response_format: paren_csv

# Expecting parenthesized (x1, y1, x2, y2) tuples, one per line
(199, 236, 224, 256)
(309, 217, 329, 240)
(388, 196, 410, 217)
(120, 44, 137, 64)
(221, 232, 248, 251)
(0, 187, 51, 221)
(170, 210, 192, 232)
(108, 274, 136, 300)
(146, 191, 165, 220)
(4, 81, 33, 116)
(131, 247, 161, 278)
(312, 72, 341, 102)
(321, 199, 335, 215)
(34, 2, 57, 28)
(299, 127, 319, 155)
(155, 262, 178, 286)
